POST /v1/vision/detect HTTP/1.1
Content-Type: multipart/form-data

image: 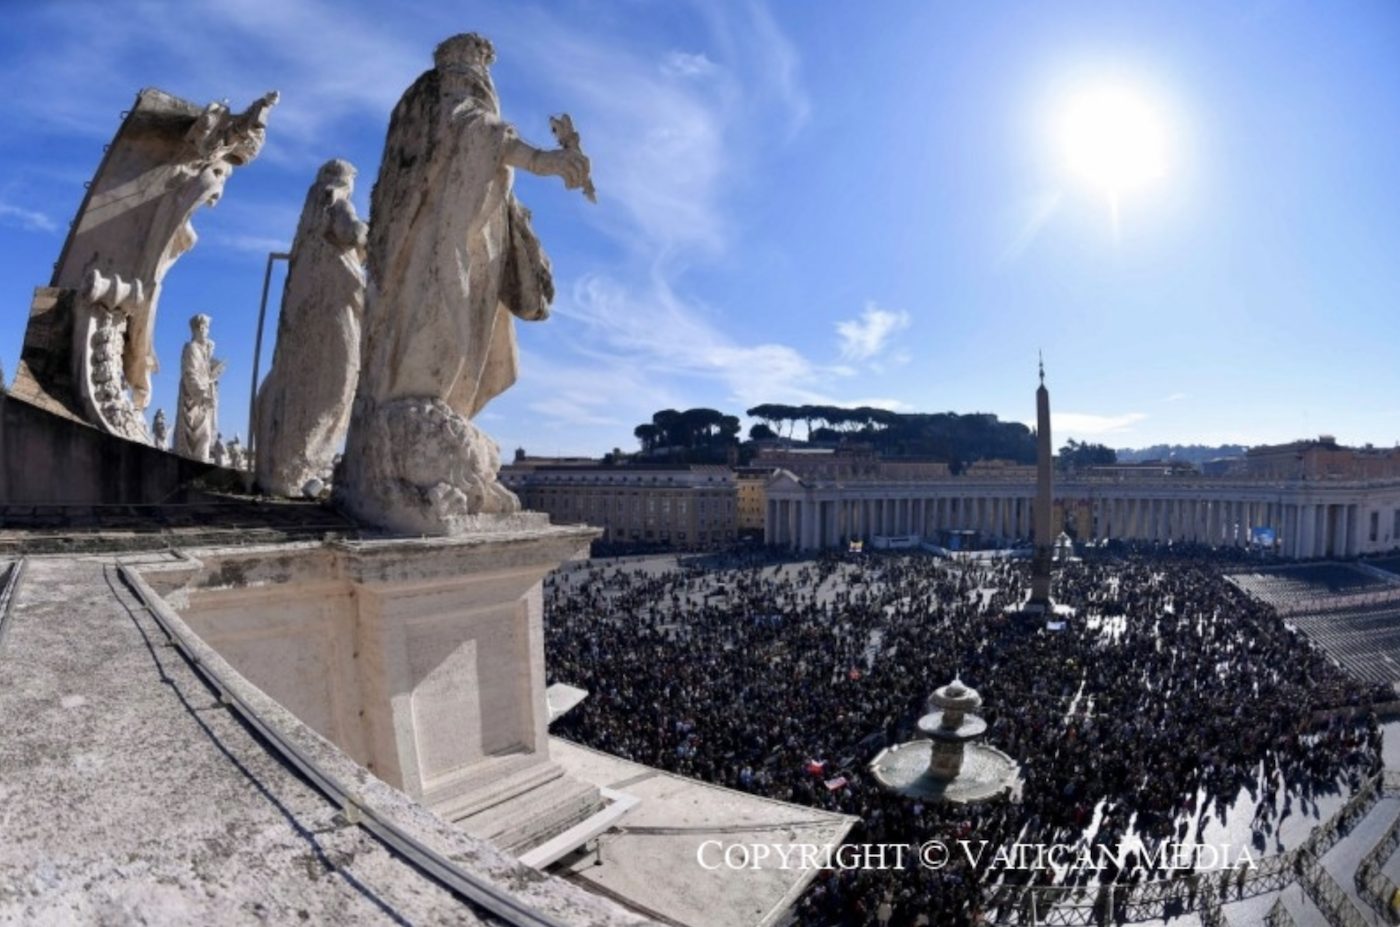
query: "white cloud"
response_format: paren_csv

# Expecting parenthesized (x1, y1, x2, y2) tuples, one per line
(527, 397, 628, 429)
(1049, 412, 1148, 437)
(695, 1, 810, 139)
(661, 51, 717, 79)
(0, 202, 58, 233)
(836, 304, 911, 362)
(0, 0, 424, 166)
(496, 17, 737, 255)
(1163, 392, 1188, 402)
(558, 269, 842, 409)
(207, 233, 292, 255)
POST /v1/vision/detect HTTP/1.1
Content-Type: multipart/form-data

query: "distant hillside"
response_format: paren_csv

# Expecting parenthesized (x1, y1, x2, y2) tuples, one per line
(1115, 444, 1248, 465)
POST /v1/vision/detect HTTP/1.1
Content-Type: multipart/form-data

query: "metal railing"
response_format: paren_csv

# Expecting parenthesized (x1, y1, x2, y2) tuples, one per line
(1265, 896, 1298, 927)
(1296, 848, 1372, 927)
(987, 771, 1388, 924)
(0, 558, 25, 652)
(1355, 772, 1400, 923)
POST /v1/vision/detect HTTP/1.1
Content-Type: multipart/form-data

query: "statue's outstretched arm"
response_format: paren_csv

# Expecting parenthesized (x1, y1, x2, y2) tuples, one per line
(503, 133, 589, 191)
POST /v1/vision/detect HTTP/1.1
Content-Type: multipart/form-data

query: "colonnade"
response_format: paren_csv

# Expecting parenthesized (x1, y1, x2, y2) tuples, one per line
(764, 485, 1381, 560)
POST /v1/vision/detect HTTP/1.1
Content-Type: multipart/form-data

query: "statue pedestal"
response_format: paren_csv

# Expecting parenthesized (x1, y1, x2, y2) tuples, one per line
(147, 520, 606, 853)
(337, 524, 594, 815)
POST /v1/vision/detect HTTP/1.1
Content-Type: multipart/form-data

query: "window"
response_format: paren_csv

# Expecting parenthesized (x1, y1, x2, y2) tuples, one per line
(1371, 511, 1380, 543)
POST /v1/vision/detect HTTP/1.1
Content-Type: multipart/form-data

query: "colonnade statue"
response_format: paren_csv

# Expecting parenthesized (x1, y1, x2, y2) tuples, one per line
(338, 32, 593, 535)
(254, 159, 368, 496)
(175, 313, 225, 462)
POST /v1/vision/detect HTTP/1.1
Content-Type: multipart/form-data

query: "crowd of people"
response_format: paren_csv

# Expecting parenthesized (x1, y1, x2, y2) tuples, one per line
(544, 545, 1387, 926)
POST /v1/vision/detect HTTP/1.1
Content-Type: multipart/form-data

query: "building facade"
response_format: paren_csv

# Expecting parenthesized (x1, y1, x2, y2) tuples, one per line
(732, 466, 778, 536)
(1247, 436, 1400, 481)
(502, 464, 737, 547)
(752, 445, 951, 481)
(764, 470, 1400, 559)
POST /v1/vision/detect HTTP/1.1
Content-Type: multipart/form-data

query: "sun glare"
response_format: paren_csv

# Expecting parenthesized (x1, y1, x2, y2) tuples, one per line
(1058, 85, 1168, 199)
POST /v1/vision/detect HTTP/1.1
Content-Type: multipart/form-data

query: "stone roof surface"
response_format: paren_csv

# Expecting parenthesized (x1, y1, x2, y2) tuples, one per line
(0, 553, 644, 927)
(550, 738, 857, 927)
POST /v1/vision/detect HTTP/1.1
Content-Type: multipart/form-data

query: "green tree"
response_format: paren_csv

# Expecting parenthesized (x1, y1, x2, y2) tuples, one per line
(749, 422, 777, 441)
(633, 423, 659, 453)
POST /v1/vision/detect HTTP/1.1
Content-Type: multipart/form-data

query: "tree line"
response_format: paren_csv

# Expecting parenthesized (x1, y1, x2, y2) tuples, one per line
(629, 404, 1058, 471)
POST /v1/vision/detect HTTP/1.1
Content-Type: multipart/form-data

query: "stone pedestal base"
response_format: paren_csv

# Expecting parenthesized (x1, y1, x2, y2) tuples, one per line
(146, 523, 604, 850)
(337, 396, 524, 536)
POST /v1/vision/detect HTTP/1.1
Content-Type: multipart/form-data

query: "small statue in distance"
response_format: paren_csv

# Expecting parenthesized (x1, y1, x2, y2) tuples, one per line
(174, 313, 226, 462)
(152, 408, 168, 450)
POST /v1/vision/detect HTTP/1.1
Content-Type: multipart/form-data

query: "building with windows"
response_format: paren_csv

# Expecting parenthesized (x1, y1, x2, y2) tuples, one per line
(732, 466, 778, 537)
(751, 445, 951, 481)
(501, 463, 737, 547)
(1247, 436, 1400, 481)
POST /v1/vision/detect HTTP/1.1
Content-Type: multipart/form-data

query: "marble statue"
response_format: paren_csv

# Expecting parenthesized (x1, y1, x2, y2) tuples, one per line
(9, 88, 276, 441)
(175, 314, 226, 462)
(227, 434, 246, 471)
(254, 159, 368, 496)
(212, 434, 228, 468)
(152, 408, 168, 450)
(338, 32, 593, 535)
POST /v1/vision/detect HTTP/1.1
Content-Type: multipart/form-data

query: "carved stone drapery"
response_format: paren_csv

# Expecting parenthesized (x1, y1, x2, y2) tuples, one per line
(9, 87, 277, 442)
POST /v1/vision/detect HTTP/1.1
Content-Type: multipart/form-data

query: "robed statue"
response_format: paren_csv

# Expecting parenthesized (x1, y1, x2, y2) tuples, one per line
(175, 313, 226, 462)
(338, 32, 592, 535)
(254, 159, 368, 496)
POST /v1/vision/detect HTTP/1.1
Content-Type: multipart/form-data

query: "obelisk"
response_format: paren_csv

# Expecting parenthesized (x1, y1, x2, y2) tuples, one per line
(1029, 355, 1054, 607)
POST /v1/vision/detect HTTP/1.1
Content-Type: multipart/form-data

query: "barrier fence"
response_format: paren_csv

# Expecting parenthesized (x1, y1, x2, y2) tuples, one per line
(986, 770, 1388, 925)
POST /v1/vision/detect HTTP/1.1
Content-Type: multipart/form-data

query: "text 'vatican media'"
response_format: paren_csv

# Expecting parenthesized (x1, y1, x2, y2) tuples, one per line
(695, 840, 1260, 872)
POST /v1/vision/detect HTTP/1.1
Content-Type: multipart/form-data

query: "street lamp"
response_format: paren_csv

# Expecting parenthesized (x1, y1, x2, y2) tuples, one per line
(246, 250, 290, 486)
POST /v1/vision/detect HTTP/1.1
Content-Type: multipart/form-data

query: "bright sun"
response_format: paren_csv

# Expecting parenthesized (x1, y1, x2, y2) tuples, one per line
(1058, 85, 1168, 199)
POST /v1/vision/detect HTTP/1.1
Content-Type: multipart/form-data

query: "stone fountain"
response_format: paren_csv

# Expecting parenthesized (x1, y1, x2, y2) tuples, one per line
(869, 678, 1020, 803)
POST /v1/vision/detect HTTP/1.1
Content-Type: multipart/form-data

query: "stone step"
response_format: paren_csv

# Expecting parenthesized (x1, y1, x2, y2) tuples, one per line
(454, 773, 603, 856)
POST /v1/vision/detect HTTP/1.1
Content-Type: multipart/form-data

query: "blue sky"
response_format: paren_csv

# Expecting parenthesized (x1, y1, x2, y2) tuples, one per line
(2, 1, 1398, 455)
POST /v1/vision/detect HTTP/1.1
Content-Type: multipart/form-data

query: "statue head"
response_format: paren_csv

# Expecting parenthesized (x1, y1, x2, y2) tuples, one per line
(317, 158, 356, 188)
(434, 33, 495, 72)
(189, 313, 211, 340)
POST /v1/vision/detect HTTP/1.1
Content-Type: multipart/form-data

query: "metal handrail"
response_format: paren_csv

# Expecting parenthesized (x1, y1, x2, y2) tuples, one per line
(993, 772, 1388, 924)
(1296, 848, 1372, 927)
(0, 558, 26, 652)
(1265, 896, 1298, 927)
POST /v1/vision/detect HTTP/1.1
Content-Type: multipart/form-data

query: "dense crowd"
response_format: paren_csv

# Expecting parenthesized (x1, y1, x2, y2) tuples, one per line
(544, 546, 1386, 926)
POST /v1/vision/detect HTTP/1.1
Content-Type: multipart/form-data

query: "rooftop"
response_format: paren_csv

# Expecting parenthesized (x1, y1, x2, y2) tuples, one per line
(0, 553, 642, 926)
